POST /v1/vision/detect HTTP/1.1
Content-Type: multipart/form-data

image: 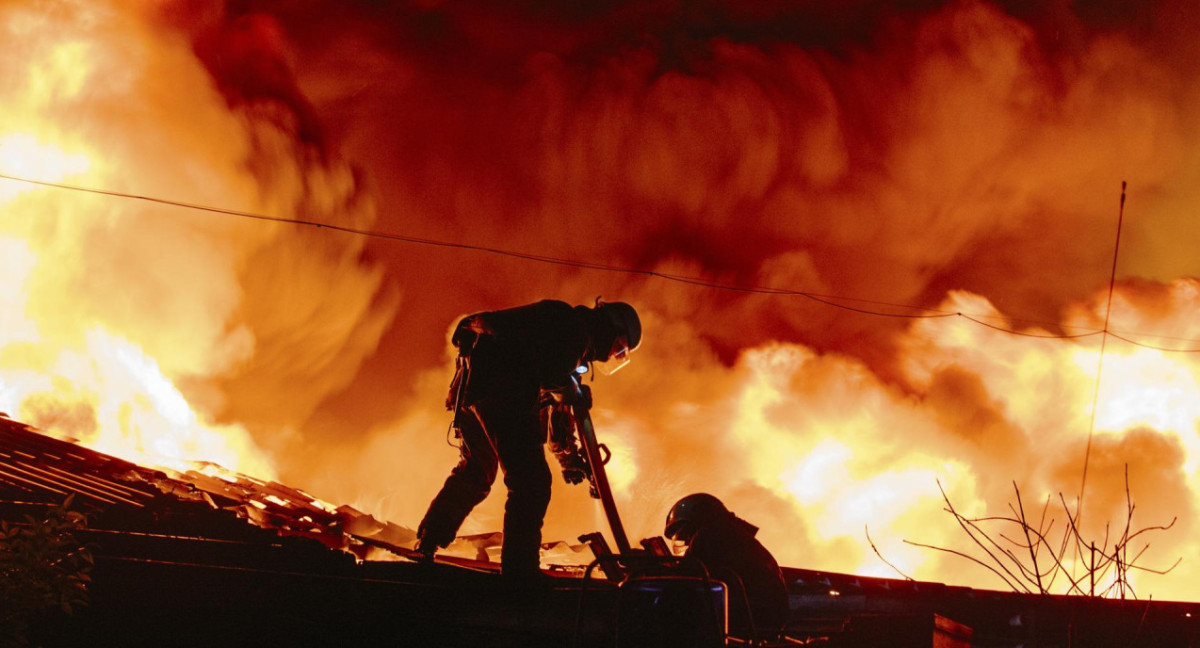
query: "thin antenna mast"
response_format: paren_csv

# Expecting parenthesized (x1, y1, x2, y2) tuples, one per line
(1079, 181, 1127, 515)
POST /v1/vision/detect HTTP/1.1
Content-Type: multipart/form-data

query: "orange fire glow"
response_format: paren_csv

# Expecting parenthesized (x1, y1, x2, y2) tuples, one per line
(4, 0, 1200, 602)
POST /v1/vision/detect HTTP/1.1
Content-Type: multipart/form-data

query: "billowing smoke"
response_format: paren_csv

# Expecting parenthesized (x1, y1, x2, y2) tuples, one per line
(5, 0, 1200, 599)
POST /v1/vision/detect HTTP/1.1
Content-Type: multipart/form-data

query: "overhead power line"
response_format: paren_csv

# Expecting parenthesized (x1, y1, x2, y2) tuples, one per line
(1107, 331, 1200, 353)
(2, 171, 1198, 351)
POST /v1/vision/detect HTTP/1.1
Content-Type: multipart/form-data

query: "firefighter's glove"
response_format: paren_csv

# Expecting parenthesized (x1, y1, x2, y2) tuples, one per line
(556, 452, 589, 486)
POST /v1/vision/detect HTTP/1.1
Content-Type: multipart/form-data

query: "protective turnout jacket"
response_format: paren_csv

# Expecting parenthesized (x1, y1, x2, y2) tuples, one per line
(449, 299, 593, 407)
(686, 514, 790, 641)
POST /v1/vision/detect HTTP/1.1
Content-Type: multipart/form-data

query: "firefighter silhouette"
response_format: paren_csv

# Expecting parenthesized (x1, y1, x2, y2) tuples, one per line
(665, 493, 790, 641)
(416, 299, 641, 578)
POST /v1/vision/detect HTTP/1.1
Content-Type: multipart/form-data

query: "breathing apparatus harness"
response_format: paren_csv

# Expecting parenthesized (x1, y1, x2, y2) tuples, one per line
(444, 325, 481, 449)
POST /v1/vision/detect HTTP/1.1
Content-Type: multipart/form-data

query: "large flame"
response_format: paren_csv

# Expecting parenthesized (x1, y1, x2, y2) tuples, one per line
(5, 0, 1200, 602)
(0, 0, 394, 477)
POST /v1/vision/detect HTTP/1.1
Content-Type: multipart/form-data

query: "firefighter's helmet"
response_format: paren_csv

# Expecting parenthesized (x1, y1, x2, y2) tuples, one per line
(664, 492, 729, 543)
(598, 301, 641, 352)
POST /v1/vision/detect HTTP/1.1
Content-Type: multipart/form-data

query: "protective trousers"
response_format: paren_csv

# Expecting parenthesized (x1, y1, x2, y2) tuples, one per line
(417, 392, 553, 576)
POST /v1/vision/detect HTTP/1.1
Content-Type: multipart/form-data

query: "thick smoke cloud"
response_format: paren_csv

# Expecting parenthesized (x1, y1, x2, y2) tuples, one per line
(6, 0, 1200, 599)
(235, 0, 1194, 384)
(177, 0, 1200, 595)
(260, 0, 1200, 593)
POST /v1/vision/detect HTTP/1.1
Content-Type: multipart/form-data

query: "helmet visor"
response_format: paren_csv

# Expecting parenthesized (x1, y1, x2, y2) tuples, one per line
(595, 338, 633, 375)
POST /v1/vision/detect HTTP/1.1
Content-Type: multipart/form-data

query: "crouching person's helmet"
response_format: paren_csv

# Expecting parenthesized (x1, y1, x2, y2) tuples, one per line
(664, 493, 729, 552)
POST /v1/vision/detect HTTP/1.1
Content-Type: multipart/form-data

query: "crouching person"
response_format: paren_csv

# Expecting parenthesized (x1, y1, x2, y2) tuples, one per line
(664, 493, 790, 643)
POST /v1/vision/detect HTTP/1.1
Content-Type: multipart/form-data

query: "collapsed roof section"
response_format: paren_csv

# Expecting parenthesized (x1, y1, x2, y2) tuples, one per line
(0, 413, 630, 647)
(0, 413, 415, 561)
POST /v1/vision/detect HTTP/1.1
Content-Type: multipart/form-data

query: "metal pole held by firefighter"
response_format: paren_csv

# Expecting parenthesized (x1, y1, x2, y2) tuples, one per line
(568, 374, 632, 555)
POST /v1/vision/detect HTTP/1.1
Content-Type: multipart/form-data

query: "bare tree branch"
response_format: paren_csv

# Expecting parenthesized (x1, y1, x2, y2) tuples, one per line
(1014, 482, 1045, 593)
(903, 539, 1029, 593)
(865, 525, 915, 582)
(872, 466, 1181, 599)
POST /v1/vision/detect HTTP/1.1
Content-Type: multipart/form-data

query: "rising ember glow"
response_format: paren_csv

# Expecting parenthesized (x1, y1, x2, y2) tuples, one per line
(5, 0, 1200, 601)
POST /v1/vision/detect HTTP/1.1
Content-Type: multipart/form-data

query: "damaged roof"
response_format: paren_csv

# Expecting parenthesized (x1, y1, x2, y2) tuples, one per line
(0, 413, 414, 559)
(5, 413, 1200, 648)
(0, 414, 623, 646)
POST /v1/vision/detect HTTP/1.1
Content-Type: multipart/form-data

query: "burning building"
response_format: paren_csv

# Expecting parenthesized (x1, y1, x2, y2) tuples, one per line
(5, 0, 1200, 641)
